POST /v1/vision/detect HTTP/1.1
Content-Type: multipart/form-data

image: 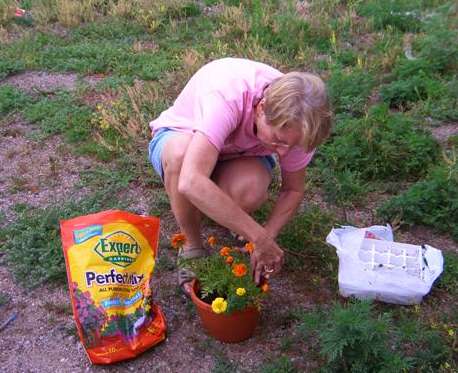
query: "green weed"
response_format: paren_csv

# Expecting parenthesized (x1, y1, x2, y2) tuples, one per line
(320, 168, 369, 208)
(148, 190, 170, 217)
(22, 91, 115, 160)
(378, 161, 458, 240)
(380, 72, 444, 108)
(395, 311, 454, 370)
(0, 0, 15, 25)
(298, 300, 413, 372)
(277, 205, 336, 270)
(0, 58, 25, 80)
(0, 189, 127, 287)
(0, 291, 10, 306)
(409, 78, 458, 122)
(0, 85, 31, 115)
(327, 67, 376, 116)
(155, 252, 176, 272)
(260, 356, 298, 373)
(212, 355, 238, 373)
(380, 10, 457, 109)
(23, 91, 88, 133)
(416, 12, 458, 75)
(315, 104, 439, 182)
(356, 0, 432, 32)
(437, 252, 458, 294)
(91, 80, 169, 154)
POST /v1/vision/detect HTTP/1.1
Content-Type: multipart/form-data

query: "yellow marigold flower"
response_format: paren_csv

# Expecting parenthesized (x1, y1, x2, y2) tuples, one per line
(220, 246, 231, 256)
(232, 263, 247, 277)
(207, 236, 217, 246)
(144, 304, 151, 313)
(225, 255, 234, 265)
(236, 288, 246, 296)
(211, 297, 227, 314)
(245, 242, 255, 254)
(171, 233, 186, 249)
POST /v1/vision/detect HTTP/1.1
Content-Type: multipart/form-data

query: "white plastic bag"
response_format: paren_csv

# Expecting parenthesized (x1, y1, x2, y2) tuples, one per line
(326, 225, 444, 305)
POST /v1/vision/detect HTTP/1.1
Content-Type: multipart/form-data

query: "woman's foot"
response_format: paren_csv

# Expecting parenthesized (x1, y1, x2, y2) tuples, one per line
(177, 247, 208, 298)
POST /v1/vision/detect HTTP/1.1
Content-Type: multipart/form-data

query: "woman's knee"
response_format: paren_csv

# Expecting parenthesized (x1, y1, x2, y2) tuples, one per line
(162, 135, 192, 177)
(230, 180, 269, 212)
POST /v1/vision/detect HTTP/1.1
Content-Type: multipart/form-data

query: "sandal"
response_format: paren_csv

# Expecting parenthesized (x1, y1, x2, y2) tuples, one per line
(177, 247, 209, 298)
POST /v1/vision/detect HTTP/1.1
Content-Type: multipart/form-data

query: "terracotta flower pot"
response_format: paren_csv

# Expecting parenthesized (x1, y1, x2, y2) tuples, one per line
(189, 279, 260, 343)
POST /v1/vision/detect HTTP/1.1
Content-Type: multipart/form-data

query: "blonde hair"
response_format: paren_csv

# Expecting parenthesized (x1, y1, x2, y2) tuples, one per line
(263, 72, 332, 152)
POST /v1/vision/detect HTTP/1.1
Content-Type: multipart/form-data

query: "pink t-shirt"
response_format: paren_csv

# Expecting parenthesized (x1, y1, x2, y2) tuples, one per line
(149, 58, 315, 172)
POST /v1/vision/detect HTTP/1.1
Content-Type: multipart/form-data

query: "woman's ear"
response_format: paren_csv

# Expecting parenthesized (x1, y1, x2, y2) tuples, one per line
(256, 98, 265, 116)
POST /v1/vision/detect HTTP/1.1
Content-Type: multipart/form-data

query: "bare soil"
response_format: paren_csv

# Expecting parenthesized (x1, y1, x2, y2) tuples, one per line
(0, 71, 456, 372)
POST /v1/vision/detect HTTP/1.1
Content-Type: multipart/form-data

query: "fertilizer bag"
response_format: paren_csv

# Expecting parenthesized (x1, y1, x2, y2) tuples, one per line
(326, 225, 444, 305)
(60, 210, 166, 364)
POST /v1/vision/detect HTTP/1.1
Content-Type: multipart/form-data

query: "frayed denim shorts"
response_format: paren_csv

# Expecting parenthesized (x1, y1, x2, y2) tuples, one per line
(148, 127, 276, 182)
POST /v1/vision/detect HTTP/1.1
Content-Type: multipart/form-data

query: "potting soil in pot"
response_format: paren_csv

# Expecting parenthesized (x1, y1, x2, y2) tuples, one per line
(60, 210, 166, 364)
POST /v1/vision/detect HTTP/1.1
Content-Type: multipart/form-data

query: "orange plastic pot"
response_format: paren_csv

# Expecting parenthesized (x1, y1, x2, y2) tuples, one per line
(190, 279, 260, 343)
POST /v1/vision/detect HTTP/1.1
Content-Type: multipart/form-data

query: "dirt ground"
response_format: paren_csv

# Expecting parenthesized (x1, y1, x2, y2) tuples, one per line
(0, 71, 457, 372)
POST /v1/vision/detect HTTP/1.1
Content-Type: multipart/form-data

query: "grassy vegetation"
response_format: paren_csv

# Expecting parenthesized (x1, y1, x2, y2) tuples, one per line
(0, 189, 127, 287)
(378, 158, 458, 240)
(298, 299, 454, 372)
(0, 85, 31, 115)
(0, 0, 457, 369)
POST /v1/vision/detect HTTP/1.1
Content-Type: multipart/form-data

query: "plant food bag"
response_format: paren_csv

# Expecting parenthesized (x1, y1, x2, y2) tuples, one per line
(60, 210, 166, 364)
(326, 225, 444, 305)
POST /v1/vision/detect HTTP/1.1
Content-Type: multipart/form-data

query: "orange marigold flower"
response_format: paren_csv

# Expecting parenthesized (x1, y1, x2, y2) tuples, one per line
(225, 256, 234, 264)
(207, 236, 217, 246)
(232, 263, 248, 277)
(245, 242, 255, 254)
(219, 246, 231, 257)
(261, 283, 269, 293)
(171, 233, 186, 249)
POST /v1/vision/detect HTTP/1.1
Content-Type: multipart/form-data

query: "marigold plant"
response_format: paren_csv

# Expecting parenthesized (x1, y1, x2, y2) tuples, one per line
(245, 242, 255, 254)
(220, 246, 231, 256)
(207, 236, 217, 247)
(170, 233, 186, 249)
(232, 263, 248, 277)
(188, 240, 266, 314)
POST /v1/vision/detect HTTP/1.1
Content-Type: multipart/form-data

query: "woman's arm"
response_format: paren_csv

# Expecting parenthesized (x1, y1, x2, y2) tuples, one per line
(264, 168, 306, 239)
(179, 131, 284, 283)
(178, 131, 266, 241)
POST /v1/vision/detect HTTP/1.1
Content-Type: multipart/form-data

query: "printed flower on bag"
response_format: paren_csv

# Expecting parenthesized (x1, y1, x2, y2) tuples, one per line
(187, 237, 267, 314)
(171, 233, 186, 249)
(211, 297, 228, 314)
(232, 263, 248, 277)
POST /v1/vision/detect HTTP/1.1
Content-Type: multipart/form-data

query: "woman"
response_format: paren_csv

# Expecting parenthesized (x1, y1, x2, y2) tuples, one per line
(148, 58, 331, 295)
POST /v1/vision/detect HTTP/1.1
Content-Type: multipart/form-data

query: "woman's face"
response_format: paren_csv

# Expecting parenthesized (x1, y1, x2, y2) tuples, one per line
(254, 100, 303, 157)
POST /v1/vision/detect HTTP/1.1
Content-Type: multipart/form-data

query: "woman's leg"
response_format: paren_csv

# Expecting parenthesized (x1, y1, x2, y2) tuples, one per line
(211, 156, 272, 214)
(161, 133, 203, 249)
(161, 132, 272, 248)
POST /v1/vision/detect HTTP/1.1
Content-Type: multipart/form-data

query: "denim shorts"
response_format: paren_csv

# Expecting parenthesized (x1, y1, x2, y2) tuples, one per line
(148, 127, 276, 182)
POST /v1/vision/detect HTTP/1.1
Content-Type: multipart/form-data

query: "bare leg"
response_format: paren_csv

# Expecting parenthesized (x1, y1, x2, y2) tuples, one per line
(212, 156, 272, 214)
(162, 135, 271, 248)
(161, 133, 203, 249)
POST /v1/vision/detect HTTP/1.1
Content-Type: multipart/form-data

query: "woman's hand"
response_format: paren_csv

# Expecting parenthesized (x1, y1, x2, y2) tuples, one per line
(250, 235, 284, 284)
